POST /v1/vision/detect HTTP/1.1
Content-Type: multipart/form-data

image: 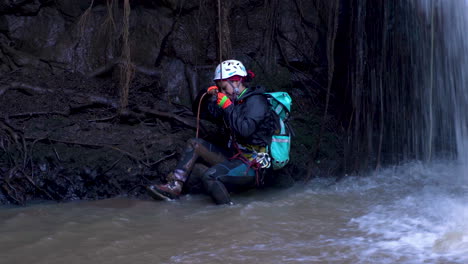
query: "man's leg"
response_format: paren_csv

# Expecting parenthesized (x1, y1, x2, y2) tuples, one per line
(182, 163, 209, 194)
(202, 160, 256, 205)
(147, 138, 229, 200)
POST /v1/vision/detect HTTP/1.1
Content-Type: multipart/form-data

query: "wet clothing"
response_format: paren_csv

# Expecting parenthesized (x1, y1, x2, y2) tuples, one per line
(176, 138, 257, 204)
(195, 86, 278, 150)
(223, 86, 277, 147)
(180, 86, 277, 204)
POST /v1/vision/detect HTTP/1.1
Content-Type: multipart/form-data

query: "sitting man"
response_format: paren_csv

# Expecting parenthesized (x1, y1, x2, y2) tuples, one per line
(146, 59, 278, 204)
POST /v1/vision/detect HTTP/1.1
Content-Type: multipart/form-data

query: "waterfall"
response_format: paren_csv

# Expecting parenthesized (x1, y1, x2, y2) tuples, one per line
(417, 1, 468, 165)
(346, 1, 468, 169)
(442, 2, 468, 166)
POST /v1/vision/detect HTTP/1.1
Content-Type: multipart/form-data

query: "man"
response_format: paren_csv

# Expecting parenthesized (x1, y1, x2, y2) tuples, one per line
(146, 59, 277, 204)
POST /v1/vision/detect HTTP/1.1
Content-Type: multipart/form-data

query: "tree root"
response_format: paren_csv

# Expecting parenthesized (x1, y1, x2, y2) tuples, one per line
(136, 106, 197, 128)
(0, 82, 52, 96)
(0, 81, 119, 108)
(23, 171, 57, 201)
(1, 82, 205, 130)
(148, 151, 176, 167)
(1, 182, 24, 205)
(9, 110, 71, 119)
(87, 58, 161, 78)
(22, 136, 175, 169)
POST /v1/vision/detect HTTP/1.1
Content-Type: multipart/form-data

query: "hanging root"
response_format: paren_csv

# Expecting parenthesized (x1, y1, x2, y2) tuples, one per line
(119, 0, 135, 112)
(99, 0, 117, 36)
(77, 0, 95, 37)
(264, 0, 279, 73)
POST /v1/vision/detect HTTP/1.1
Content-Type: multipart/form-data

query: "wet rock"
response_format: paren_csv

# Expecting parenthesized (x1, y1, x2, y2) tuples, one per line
(0, 0, 41, 15)
(0, 0, 343, 205)
(55, 0, 84, 17)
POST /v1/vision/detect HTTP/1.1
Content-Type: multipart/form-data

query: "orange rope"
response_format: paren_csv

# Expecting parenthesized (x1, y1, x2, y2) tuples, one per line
(196, 92, 208, 138)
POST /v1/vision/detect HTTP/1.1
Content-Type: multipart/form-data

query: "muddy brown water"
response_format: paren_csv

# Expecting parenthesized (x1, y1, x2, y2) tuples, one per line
(1, 161, 467, 264)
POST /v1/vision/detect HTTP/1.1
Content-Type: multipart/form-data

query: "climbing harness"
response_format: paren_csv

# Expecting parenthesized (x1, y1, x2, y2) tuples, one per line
(229, 139, 268, 186)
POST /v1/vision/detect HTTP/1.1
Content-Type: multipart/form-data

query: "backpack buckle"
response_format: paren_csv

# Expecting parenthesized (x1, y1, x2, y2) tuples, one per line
(255, 152, 271, 169)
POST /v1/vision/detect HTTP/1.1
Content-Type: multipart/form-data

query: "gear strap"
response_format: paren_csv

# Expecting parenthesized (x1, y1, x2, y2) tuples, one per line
(229, 140, 265, 186)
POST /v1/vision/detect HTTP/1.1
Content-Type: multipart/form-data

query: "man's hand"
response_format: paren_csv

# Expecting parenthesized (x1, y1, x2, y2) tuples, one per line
(207, 85, 218, 95)
(217, 93, 232, 109)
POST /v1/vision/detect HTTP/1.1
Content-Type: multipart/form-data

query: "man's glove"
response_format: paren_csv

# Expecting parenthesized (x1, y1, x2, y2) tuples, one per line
(207, 85, 218, 95)
(216, 93, 232, 109)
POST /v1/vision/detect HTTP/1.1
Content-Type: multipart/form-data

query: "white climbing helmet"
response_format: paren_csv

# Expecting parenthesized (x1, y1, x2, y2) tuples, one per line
(213, 59, 247, 81)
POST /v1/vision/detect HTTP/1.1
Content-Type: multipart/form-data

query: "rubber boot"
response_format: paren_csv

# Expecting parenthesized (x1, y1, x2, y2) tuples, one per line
(146, 169, 186, 201)
(146, 180, 183, 201)
(147, 138, 227, 201)
(202, 167, 233, 205)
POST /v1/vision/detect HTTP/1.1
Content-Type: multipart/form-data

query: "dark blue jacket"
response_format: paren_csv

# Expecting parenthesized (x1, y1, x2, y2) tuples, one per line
(193, 86, 277, 148)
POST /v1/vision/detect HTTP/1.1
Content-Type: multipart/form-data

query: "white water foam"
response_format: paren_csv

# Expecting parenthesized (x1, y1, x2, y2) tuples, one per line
(340, 161, 468, 263)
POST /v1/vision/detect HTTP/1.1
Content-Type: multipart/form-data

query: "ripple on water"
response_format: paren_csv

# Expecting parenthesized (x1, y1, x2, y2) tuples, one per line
(1, 161, 468, 264)
(343, 162, 468, 264)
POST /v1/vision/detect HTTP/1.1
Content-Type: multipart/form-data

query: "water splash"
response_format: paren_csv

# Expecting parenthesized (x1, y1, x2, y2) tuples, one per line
(417, 0, 468, 175)
(347, 161, 468, 263)
(347, 1, 468, 168)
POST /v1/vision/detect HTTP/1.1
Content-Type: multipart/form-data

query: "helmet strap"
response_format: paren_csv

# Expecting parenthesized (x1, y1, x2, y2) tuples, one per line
(227, 80, 241, 99)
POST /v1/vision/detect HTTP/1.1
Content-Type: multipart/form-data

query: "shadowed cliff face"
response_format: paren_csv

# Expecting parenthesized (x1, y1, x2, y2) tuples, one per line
(0, 0, 327, 101)
(0, 0, 348, 204)
(1, 1, 463, 205)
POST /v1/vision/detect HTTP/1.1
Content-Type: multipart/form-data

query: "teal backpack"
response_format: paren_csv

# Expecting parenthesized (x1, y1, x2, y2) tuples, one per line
(265, 92, 292, 170)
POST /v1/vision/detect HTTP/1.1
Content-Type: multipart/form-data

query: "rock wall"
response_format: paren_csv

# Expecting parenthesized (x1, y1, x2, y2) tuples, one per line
(0, 0, 348, 204)
(0, 0, 329, 104)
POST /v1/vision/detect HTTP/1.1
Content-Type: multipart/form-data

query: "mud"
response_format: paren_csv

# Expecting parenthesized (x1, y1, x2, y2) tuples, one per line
(0, 68, 201, 204)
(0, 68, 320, 205)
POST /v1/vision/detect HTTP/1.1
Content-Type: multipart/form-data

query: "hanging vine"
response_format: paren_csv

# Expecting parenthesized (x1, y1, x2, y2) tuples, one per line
(77, 0, 95, 37)
(306, 0, 340, 181)
(264, 0, 279, 74)
(216, 0, 232, 61)
(119, 0, 135, 113)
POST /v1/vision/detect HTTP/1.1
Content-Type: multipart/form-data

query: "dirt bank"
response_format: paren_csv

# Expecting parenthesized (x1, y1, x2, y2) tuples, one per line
(1, 68, 330, 205)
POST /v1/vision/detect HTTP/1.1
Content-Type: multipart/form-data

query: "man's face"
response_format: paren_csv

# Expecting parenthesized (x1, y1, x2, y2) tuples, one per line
(216, 80, 241, 99)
